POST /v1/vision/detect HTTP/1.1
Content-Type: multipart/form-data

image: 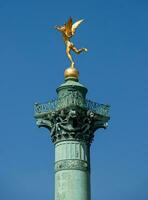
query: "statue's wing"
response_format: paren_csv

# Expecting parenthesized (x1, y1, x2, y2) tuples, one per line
(65, 17, 73, 37)
(72, 19, 84, 35)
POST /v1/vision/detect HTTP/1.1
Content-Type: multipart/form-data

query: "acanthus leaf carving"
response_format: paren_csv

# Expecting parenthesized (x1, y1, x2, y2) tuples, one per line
(35, 106, 108, 144)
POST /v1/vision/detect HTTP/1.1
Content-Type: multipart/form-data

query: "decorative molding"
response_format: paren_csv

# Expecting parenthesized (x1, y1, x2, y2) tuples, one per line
(55, 159, 90, 172)
(34, 97, 110, 117)
(35, 107, 108, 144)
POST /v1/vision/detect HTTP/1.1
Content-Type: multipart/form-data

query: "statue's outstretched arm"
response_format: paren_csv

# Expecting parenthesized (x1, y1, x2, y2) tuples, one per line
(55, 25, 64, 33)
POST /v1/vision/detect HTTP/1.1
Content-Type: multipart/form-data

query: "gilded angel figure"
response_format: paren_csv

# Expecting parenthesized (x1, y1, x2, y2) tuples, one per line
(55, 17, 88, 68)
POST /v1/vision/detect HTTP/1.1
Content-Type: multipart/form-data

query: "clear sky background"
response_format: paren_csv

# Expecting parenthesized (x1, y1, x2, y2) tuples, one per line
(0, 0, 148, 200)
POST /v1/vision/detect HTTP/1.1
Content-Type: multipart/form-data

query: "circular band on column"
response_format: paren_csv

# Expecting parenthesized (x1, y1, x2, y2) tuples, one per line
(55, 159, 90, 173)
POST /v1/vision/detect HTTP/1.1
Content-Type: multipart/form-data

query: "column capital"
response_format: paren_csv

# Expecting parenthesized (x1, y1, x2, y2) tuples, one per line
(34, 78, 110, 144)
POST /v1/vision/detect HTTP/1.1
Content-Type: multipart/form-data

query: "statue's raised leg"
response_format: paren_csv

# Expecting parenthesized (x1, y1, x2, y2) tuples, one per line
(72, 45, 88, 54)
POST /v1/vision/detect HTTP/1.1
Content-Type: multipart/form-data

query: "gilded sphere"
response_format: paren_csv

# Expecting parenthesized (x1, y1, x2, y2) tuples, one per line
(64, 67, 79, 79)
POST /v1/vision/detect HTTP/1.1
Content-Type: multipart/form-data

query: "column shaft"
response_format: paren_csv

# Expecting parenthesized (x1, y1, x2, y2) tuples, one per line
(55, 141, 91, 200)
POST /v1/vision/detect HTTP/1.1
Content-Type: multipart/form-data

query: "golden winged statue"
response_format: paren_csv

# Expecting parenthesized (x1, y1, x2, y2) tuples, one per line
(55, 17, 88, 68)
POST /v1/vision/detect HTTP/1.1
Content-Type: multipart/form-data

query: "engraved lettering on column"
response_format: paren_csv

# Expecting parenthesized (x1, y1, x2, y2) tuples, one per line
(81, 143, 84, 160)
(84, 143, 87, 161)
(75, 143, 79, 159)
(79, 143, 81, 160)
(65, 142, 68, 159)
(70, 143, 72, 158)
(67, 143, 70, 159)
(71, 143, 75, 159)
(63, 143, 66, 160)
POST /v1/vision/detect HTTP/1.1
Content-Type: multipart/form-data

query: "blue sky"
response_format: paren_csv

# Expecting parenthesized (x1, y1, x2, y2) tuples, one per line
(0, 0, 148, 199)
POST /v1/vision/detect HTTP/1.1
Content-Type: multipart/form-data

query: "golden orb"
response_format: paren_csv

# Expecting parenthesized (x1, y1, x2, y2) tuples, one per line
(64, 67, 79, 80)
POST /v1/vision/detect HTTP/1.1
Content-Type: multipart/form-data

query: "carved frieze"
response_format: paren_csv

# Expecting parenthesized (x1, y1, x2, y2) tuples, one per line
(55, 159, 89, 172)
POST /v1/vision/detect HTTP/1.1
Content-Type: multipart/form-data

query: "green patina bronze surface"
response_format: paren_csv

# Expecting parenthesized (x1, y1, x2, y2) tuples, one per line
(34, 77, 110, 200)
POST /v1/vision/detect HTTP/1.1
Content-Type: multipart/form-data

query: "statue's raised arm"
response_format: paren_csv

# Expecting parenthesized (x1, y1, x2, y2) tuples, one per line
(55, 17, 88, 68)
